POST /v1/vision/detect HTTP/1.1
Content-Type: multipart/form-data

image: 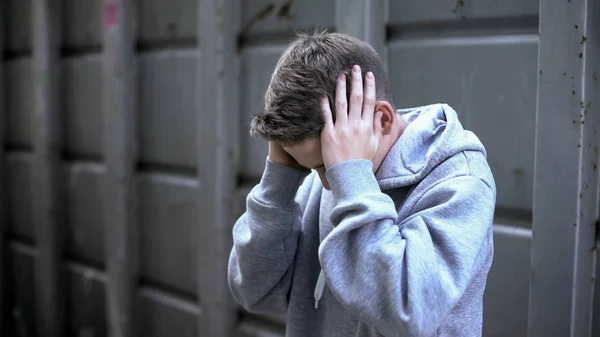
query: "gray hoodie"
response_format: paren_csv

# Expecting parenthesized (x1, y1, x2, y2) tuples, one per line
(228, 104, 496, 337)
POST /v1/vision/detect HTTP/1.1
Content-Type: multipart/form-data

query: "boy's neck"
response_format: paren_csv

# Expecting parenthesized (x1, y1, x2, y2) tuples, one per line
(373, 115, 409, 174)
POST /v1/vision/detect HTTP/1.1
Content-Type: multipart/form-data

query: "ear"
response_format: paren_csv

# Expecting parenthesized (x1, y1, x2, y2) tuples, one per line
(374, 101, 395, 136)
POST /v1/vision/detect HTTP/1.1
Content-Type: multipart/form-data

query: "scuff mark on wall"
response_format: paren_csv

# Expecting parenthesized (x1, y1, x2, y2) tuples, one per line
(277, 0, 296, 19)
(451, 0, 465, 14)
(241, 2, 275, 33)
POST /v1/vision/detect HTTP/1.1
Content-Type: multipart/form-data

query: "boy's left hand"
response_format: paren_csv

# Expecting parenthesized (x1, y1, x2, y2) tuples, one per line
(321, 65, 383, 170)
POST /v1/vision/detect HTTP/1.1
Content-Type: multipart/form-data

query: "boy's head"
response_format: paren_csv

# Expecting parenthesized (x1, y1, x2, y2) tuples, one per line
(250, 31, 394, 145)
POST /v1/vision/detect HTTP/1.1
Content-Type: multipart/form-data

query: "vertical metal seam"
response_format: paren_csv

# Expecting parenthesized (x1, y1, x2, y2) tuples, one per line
(0, 1, 7, 335)
(530, 0, 598, 335)
(196, 0, 239, 335)
(570, 0, 589, 333)
(102, 0, 138, 336)
(32, 1, 64, 336)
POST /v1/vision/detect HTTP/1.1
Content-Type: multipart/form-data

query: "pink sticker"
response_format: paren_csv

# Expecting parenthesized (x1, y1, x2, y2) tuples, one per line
(103, 1, 119, 30)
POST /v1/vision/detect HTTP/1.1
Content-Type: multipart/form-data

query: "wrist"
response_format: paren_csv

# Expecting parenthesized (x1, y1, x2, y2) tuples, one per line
(325, 159, 380, 201)
(255, 158, 310, 204)
(268, 155, 309, 171)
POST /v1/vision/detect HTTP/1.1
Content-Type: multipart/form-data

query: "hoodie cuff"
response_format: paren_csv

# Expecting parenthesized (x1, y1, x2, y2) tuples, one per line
(325, 159, 380, 201)
(254, 157, 311, 206)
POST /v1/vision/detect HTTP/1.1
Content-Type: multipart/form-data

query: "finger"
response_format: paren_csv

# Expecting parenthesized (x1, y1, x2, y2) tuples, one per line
(374, 111, 383, 138)
(335, 73, 348, 124)
(321, 96, 334, 131)
(362, 72, 376, 123)
(348, 65, 363, 120)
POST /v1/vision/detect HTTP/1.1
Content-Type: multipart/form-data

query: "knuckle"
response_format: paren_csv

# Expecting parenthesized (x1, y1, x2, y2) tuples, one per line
(364, 95, 376, 105)
(351, 94, 363, 105)
(336, 100, 347, 111)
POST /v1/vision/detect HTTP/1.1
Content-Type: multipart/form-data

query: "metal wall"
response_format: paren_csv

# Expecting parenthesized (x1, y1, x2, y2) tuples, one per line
(0, 0, 598, 337)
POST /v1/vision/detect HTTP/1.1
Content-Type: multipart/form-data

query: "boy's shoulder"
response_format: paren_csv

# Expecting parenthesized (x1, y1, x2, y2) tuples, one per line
(412, 150, 495, 197)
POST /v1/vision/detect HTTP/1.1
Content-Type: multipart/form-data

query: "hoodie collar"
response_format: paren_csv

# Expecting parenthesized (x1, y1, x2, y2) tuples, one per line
(375, 104, 486, 191)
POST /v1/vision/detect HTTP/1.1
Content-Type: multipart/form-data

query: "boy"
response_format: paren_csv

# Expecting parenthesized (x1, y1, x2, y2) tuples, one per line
(228, 31, 496, 337)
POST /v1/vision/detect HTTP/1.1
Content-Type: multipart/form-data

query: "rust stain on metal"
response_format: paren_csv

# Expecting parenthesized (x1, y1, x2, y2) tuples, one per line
(278, 0, 295, 19)
(241, 3, 275, 35)
(584, 101, 592, 115)
(166, 22, 177, 35)
(256, 3, 275, 20)
(451, 0, 465, 13)
(103, 1, 120, 30)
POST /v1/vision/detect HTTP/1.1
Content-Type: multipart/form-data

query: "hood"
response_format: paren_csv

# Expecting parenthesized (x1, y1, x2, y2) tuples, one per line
(375, 103, 486, 190)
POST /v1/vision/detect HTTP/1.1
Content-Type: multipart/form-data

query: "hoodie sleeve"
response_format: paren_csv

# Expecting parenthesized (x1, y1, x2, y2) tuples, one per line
(228, 158, 312, 315)
(319, 159, 495, 337)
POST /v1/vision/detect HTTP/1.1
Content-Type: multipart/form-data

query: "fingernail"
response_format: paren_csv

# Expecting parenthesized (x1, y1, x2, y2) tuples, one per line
(366, 72, 374, 79)
(339, 73, 345, 82)
(353, 65, 360, 73)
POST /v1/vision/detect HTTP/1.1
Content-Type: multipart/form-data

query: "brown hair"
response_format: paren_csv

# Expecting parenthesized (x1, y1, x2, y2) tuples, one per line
(250, 31, 393, 145)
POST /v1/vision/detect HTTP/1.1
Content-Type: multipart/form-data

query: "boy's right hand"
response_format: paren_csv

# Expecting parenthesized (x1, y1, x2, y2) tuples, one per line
(268, 141, 306, 170)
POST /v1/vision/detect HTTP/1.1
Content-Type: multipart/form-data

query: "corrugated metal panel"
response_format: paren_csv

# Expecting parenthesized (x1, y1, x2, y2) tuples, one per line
(138, 51, 197, 169)
(63, 0, 102, 49)
(138, 174, 199, 294)
(388, 37, 538, 212)
(64, 163, 106, 266)
(62, 55, 104, 160)
(138, 286, 199, 337)
(137, 0, 197, 44)
(241, 0, 334, 36)
(235, 321, 285, 337)
(1, 0, 598, 335)
(5, 60, 33, 148)
(483, 226, 531, 337)
(387, 1, 540, 336)
(240, 46, 283, 179)
(65, 263, 108, 337)
(389, 0, 539, 24)
(9, 243, 36, 337)
(63, 56, 104, 157)
(5, 154, 34, 241)
(5, 0, 32, 53)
